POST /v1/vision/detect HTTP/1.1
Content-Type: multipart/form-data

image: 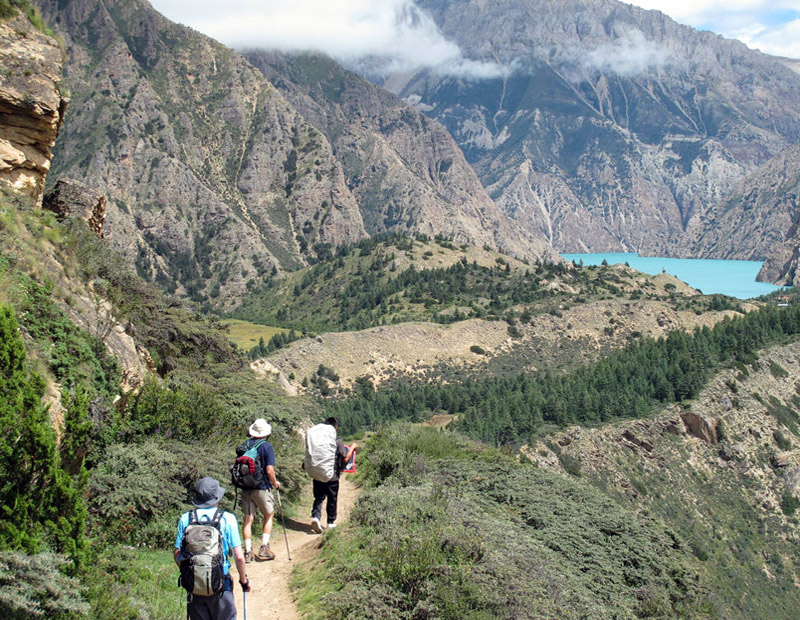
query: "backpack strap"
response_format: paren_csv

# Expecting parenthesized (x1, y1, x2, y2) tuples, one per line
(188, 510, 199, 526)
(210, 507, 224, 529)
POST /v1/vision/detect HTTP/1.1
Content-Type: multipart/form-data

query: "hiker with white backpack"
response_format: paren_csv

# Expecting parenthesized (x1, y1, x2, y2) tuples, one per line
(304, 417, 357, 533)
(230, 418, 281, 562)
(174, 477, 250, 620)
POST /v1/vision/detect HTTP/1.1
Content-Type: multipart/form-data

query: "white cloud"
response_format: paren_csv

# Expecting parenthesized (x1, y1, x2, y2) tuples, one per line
(148, 0, 800, 78)
(150, 0, 507, 79)
(626, 1, 800, 58)
(732, 18, 800, 58)
(582, 30, 674, 76)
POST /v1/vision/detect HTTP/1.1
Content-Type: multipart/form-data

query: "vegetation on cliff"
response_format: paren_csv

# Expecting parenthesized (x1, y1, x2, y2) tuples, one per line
(0, 192, 311, 617)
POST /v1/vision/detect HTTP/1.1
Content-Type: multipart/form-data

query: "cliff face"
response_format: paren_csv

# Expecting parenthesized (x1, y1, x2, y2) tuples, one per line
(678, 143, 800, 285)
(0, 13, 67, 204)
(373, 0, 800, 258)
(38, 0, 367, 311)
(246, 51, 555, 261)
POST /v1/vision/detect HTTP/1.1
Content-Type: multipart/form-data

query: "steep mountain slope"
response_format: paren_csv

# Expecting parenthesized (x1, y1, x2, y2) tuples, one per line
(38, 0, 368, 310)
(374, 0, 800, 259)
(37, 0, 560, 312)
(245, 51, 554, 261)
(676, 142, 800, 286)
(542, 338, 800, 618)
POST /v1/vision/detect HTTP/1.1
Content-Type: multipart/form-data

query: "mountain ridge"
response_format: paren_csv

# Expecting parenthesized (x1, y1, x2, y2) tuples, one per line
(365, 0, 800, 269)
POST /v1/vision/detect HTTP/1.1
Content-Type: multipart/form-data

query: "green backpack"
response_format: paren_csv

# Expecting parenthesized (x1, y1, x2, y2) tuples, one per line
(178, 509, 225, 597)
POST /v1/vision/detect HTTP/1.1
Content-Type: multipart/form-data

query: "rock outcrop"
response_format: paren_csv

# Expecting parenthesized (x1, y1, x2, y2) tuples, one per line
(681, 411, 718, 444)
(0, 13, 67, 204)
(43, 177, 106, 237)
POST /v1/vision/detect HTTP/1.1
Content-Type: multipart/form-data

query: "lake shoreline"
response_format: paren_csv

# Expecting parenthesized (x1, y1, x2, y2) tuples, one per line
(562, 252, 783, 300)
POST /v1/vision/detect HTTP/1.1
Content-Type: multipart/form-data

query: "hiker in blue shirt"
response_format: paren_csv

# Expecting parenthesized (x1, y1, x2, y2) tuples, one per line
(241, 418, 281, 561)
(175, 477, 250, 620)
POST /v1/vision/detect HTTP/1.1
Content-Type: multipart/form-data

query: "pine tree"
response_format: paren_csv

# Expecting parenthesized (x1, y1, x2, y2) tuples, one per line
(0, 305, 89, 570)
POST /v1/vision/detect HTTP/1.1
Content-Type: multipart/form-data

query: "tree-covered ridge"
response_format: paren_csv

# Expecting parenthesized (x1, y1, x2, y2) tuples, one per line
(328, 303, 800, 443)
(296, 424, 712, 619)
(233, 233, 728, 334)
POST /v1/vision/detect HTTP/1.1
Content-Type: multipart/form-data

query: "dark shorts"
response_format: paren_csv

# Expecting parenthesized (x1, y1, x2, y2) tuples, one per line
(187, 587, 236, 620)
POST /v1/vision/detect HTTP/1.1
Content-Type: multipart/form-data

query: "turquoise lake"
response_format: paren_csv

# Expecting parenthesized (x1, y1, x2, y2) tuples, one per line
(561, 253, 784, 299)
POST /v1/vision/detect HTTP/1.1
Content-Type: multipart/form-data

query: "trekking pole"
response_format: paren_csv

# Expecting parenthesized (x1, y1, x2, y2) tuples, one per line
(243, 588, 247, 620)
(276, 489, 291, 561)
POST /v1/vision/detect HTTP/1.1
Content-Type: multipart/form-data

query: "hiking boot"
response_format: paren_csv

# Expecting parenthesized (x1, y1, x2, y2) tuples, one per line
(311, 517, 323, 533)
(256, 544, 275, 561)
(244, 550, 254, 563)
(326, 522, 336, 530)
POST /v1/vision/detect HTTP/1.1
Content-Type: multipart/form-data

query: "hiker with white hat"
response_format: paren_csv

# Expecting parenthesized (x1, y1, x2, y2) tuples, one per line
(174, 477, 250, 620)
(239, 418, 281, 561)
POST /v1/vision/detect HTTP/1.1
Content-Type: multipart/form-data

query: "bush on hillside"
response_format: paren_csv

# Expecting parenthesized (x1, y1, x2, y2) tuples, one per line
(298, 425, 710, 620)
(0, 305, 89, 569)
(87, 439, 231, 547)
(0, 552, 88, 619)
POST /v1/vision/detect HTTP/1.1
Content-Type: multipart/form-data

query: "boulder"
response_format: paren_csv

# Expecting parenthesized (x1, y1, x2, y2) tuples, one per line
(43, 178, 107, 238)
(770, 453, 791, 469)
(681, 412, 718, 444)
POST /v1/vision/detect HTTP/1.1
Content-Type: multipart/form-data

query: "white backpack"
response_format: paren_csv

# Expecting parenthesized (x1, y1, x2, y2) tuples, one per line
(304, 423, 337, 482)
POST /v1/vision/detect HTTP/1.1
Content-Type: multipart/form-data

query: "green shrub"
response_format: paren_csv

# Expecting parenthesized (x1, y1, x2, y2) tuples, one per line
(769, 360, 790, 379)
(774, 429, 792, 451)
(87, 439, 229, 547)
(780, 492, 800, 517)
(0, 551, 89, 619)
(296, 426, 709, 619)
(0, 305, 88, 569)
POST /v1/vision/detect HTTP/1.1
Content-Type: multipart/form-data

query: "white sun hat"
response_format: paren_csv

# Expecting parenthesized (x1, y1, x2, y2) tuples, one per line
(248, 418, 272, 438)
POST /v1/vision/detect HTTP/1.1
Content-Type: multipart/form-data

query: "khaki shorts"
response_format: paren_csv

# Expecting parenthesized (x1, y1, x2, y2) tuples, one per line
(241, 489, 274, 517)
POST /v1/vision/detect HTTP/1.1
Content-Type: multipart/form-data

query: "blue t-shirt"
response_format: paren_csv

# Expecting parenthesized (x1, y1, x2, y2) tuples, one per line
(246, 438, 276, 490)
(175, 508, 241, 575)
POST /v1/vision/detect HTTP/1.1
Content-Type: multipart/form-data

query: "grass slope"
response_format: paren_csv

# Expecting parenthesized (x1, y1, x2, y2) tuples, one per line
(294, 424, 713, 619)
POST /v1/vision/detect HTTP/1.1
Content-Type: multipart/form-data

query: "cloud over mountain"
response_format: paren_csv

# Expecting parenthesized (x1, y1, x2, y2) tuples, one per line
(151, 0, 506, 79)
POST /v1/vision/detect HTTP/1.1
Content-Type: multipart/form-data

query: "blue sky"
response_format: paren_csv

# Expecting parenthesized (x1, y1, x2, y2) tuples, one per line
(629, 0, 800, 58)
(148, 0, 800, 63)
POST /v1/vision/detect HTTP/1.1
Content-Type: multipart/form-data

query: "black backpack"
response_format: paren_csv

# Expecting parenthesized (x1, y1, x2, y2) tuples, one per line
(178, 509, 226, 597)
(230, 438, 266, 489)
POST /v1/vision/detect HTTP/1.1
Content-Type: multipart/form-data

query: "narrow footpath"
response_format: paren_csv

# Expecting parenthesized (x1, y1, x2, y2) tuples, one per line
(231, 475, 359, 619)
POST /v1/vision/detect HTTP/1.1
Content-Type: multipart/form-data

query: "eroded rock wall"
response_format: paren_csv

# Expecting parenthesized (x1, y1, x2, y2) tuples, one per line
(0, 14, 66, 204)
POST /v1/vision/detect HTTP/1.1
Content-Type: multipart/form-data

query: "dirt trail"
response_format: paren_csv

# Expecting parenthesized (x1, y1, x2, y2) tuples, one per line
(231, 475, 359, 619)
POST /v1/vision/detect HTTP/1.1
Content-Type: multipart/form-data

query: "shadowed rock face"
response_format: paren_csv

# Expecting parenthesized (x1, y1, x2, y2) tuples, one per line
(370, 0, 800, 261)
(677, 143, 800, 285)
(43, 178, 107, 237)
(0, 14, 67, 204)
(245, 50, 557, 262)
